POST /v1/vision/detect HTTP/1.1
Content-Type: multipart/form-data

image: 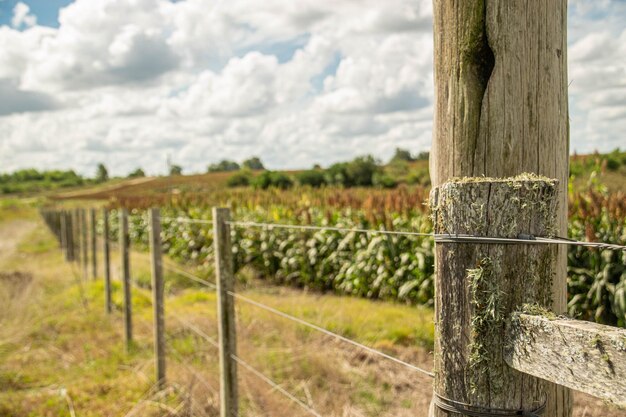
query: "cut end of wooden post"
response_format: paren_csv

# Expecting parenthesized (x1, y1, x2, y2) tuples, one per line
(430, 174, 560, 239)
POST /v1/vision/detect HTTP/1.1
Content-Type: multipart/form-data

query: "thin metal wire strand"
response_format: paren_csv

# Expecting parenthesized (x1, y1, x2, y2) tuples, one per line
(231, 354, 323, 417)
(227, 220, 433, 238)
(170, 313, 321, 417)
(120, 213, 626, 252)
(161, 216, 214, 226)
(162, 263, 217, 290)
(228, 220, 626, 252)
(434, 234, 626, 252)
(227, 291, 435, 379)
(170, 312, 219, 349)
(165, 332, 219, 397)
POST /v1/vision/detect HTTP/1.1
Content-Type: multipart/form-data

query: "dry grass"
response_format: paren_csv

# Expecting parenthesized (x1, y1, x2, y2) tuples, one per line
(0, 201, 624, 417)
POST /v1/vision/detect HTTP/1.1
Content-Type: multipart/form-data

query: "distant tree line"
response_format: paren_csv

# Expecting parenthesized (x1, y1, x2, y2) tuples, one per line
(0, 169, 85, 194)
(6, 148, 622, 195)
(208, 156, 265, 173)
(224, 148, 432, 190)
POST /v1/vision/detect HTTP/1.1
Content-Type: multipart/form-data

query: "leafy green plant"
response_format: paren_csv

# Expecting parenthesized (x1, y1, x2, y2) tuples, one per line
(226, 172, 251, 188)
(106, 174, 626, 327)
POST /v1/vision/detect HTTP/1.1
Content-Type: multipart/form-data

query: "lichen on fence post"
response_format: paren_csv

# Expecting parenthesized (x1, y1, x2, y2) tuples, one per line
(429, 175, 559, 416)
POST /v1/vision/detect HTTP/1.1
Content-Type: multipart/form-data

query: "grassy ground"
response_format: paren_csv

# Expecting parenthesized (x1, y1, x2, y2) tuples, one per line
(0, 200, 624, 416)
(0, 200, 435, 416)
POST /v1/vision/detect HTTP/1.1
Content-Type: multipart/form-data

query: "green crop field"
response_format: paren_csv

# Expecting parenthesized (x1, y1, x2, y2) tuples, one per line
(46, 151, 626, 328)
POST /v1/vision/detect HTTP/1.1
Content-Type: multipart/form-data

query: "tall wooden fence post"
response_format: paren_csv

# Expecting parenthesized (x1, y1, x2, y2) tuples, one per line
(66, 210, 74, 262)
(120, 208, 133, 350)
(431, 1, 571, 414)
(90, 208, 98, 279)
(213, 207, 238, 417)
(429, 176, 559, 416)
(103, 208, 112, 314)
(73, 209, 81, 265)
(81, 209, 88, 279)
(149, 208, 166, 389)
(60, 211, 68, 258)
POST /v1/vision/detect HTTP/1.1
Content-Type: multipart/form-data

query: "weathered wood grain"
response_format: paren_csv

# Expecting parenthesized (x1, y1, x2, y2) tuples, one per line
(506, 313, 626, 408)
(59, 210, 67, 255)
(149, 208, 166, 389)
(72, 209, 80, 265)
(81, 209, 88, 280)
(431, 1, 570, 415)
(213, 207, 238, 417)
(102, 207, 112, 314)
(430, 177, 559, 416)
(90, 208, 97, 280)
(119, 208, 133, 351)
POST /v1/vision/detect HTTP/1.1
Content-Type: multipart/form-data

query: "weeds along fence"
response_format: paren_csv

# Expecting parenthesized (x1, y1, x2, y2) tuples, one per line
(41, 178, 626, 416)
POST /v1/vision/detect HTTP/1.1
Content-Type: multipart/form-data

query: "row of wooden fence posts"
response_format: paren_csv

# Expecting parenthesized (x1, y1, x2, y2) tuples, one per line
(42, 207, 238, 417)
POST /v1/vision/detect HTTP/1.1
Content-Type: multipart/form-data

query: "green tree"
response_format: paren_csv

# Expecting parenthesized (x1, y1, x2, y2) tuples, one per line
(296, 170, 326, 187)
(390, 148, 414, 162)
(169, 164, 183, 176)
(96, 163, 109, 183)
(345, 155, 379, 186)
(415, 151, 430, 161)
(325, 156, 380, 187)
(242, 157, 265, 171)
(208, 160, 240, 172)
(325, 162, 349, 186)
(226, 172, 251, 187)
(372, 172, 397, 188)
(128, 168, 145, 178)
(252, 171, 293, 190)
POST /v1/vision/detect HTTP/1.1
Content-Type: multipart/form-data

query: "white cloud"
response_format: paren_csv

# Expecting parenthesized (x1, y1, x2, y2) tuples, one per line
(11, 2, 36, 29)
(0, 0, 624, 176)
(568, 20, 626, 152)
(0, 78, 59, 116)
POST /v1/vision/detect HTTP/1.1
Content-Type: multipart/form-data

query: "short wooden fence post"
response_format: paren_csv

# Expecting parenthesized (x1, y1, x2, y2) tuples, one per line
(103, 208, 112, 314)
(429, 176, 559, 416)
(149, 208, 166, 389)
(213, 207, 238, 417)
(90, 208, 97, 279)
(119, 208, 133, 350)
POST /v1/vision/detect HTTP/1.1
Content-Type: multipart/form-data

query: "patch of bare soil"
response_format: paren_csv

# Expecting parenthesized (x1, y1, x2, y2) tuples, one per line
(0, 272, 33, 298)
(0, 220, 36, 262)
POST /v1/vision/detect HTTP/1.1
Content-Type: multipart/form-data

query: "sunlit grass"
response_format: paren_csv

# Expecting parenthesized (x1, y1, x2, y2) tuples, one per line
(0, 199, 439, 416)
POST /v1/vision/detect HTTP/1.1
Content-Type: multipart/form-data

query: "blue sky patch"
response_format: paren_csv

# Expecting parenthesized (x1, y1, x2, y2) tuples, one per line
(0, 0, 73, 28)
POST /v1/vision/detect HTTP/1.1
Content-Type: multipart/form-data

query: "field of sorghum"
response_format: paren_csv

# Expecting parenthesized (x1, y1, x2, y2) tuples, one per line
(101, 177, 626, 327)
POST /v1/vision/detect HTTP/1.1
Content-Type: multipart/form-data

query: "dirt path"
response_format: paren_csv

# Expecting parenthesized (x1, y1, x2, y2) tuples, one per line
(0, 219, 37, 264)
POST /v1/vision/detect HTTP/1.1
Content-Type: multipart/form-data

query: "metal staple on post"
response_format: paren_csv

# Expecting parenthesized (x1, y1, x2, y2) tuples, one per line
(149, 208, 166, 389)
(213, 207, 238, 417)
(119, 208, 133, 351)
(102, 208, 112, 314)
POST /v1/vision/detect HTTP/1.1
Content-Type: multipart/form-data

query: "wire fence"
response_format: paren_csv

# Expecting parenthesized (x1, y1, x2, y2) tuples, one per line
(40, 205, 626, 417)
(117, 213, 626, 252)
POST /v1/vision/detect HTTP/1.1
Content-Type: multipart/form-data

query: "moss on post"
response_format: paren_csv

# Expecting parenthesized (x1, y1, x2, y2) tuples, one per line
(430, 176, 559, 416)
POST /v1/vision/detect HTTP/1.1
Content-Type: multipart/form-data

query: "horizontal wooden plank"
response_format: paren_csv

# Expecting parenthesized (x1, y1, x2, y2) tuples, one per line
(505, 313, 626, 408)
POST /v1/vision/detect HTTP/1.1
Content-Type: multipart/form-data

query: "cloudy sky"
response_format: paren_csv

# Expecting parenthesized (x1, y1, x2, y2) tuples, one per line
(0, 0, 625, 177)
